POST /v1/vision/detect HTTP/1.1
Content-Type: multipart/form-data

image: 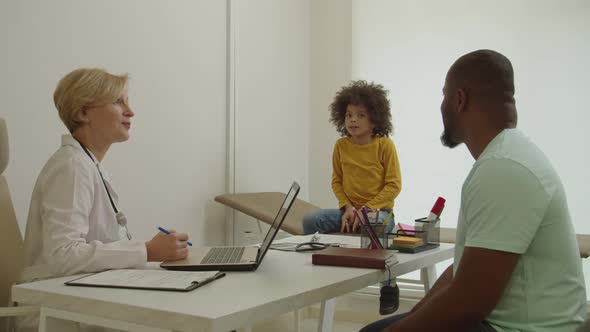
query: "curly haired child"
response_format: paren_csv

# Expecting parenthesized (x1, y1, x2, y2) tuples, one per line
(302, 80, 402, 315)
(303, 80, 402, 235)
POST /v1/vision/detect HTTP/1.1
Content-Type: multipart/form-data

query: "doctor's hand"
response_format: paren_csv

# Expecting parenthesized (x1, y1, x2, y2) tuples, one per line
(145, 230, 190, 262)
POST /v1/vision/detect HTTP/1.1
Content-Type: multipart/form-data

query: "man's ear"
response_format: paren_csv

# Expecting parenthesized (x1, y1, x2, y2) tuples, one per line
(456, 88, 467, 113)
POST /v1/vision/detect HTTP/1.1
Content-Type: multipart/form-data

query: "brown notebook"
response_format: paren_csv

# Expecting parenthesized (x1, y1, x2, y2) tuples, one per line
(312, 247, 398, 269)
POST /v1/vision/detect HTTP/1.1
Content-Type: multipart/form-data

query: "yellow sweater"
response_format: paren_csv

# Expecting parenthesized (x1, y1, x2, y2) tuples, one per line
(332, 136, 402, 210)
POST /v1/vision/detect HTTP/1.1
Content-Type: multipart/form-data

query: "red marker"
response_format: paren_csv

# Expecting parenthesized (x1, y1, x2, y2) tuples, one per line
(426, 197, 446, 221)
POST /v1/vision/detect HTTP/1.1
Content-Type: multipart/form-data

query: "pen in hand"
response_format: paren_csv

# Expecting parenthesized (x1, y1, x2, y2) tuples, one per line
(158, 226, 193, 246)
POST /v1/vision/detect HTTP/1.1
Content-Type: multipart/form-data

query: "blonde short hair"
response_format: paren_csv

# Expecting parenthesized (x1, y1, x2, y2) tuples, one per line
(53, 68, 128, 132)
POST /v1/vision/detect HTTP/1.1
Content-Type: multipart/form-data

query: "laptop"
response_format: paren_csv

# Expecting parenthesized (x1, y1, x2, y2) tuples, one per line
(161, 181, 300, 271)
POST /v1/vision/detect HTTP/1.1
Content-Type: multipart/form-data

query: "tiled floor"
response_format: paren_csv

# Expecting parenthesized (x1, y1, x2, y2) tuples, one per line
(253, 315, 367, 332)
(248, 292, 417, 332)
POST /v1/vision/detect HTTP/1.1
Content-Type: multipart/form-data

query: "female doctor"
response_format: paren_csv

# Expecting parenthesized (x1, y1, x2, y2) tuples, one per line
(20, 68, 190, 283)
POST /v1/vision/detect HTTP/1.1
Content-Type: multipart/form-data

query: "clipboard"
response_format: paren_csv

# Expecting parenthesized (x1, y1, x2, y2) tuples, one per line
(65, 269, 226, 292)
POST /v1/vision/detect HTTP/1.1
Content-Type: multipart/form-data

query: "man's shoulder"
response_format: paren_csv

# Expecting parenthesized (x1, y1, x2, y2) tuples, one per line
(470, 157, 544, 193)
(474, 131, 559, 195)
(480, 129, 551, 170)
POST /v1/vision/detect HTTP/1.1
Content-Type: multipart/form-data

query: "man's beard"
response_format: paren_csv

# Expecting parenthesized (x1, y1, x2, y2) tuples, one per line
(440, 130, 460, 148)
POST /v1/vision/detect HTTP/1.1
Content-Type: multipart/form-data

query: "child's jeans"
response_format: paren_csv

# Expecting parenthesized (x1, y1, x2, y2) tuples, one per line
(302, 208, 395, 235)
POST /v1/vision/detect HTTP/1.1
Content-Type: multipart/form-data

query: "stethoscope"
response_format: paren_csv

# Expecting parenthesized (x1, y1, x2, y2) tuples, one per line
(75, 138, 132, 240)
(294, 242, 341, 252)
(294, 232, 341, 251)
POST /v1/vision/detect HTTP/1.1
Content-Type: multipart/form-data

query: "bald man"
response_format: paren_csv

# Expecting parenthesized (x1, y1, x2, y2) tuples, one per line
(360, 50, 586, 332)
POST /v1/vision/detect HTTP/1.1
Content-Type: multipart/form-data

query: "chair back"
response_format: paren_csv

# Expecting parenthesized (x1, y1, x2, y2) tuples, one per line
(0, 118, 25, 309)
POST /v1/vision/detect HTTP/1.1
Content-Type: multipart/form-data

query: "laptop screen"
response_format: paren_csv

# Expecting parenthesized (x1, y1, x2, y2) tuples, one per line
(256, 181, 300, 264)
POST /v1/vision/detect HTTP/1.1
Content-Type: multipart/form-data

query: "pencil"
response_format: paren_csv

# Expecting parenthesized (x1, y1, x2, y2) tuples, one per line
(382, 211, 394, 227)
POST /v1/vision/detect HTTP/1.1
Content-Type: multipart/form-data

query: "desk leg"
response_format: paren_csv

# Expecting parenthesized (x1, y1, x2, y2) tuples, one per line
(317, 298, 335, 332)
(38, 307, 172, 332)
(39, 308, 78, 332)
(294, 308, 301, 332)
(420, 265, 437, 292)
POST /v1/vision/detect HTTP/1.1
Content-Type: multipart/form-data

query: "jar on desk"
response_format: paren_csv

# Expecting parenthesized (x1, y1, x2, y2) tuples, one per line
(359, 209, 392, 249)
(414, 217, 441, 244)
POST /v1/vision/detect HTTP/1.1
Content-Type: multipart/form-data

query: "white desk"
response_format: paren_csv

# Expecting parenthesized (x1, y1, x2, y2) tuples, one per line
(12, 236, 453, 332)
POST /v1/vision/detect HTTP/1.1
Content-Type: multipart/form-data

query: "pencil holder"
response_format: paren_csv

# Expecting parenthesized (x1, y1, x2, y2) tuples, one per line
(414, 217, 441, 244)
(360, 223, 389, 249)
(389, 229, 426, 253)
(389, 217, 441, 253)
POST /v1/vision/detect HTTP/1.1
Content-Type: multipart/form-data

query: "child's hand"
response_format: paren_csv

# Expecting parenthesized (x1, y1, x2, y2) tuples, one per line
(340, 205, 357, 233)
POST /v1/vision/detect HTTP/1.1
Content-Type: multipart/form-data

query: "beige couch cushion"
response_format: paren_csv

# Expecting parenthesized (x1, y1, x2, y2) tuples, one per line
(577, 234, 590, 259)
(215, 192, 320, 236)
(215, 193, 590, 258)
(0, 119, 8, 175)
(439, 227, 456, 244)
(0, 177, 24, 307)
(438, 227, 590, 259)
(0, 120, 25, 309)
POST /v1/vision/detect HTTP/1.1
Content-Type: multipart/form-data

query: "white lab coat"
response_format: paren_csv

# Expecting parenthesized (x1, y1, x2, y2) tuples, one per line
(21, 135, 147, 283)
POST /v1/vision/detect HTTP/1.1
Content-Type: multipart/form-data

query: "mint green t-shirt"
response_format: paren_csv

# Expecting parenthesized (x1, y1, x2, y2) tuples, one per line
(454, 129, 586, 332)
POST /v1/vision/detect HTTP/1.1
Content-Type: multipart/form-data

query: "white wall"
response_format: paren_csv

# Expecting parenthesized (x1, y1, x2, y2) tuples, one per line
(309, 0, 352, 208)
(7, 0, 586, 296)
(229, 0, 311, 244)
(2, 1, 228, 246)
(349, 0, 590, 295)
(0, 2, 16, 137)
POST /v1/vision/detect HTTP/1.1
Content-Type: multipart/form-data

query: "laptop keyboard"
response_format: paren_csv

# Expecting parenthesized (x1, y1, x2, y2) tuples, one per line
(201, 247, 245, 264)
